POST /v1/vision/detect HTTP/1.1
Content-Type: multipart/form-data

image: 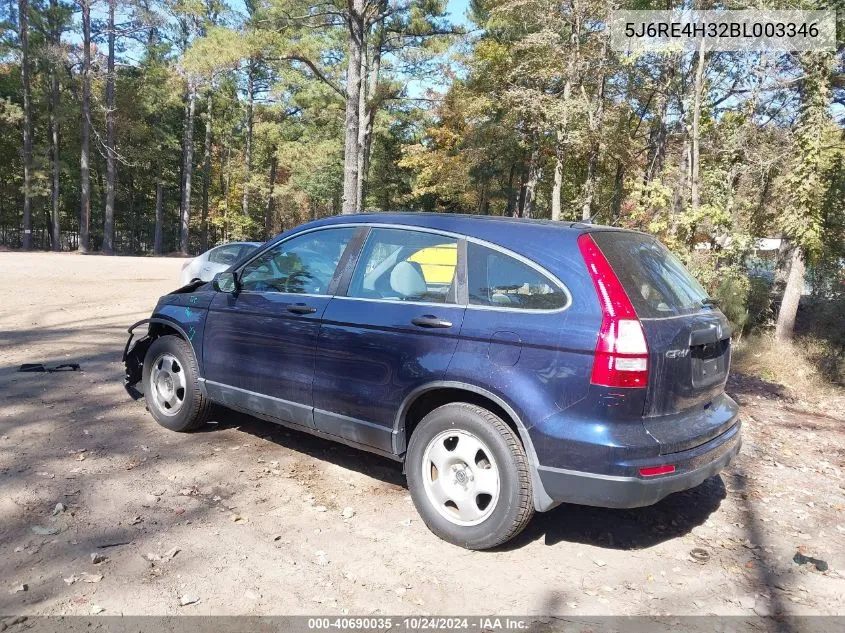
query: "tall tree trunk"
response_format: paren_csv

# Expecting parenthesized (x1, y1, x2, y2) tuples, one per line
(241, 62, 254, 219)
(221, 143, 231, 244)
(523, 143, 542, 219)
(581, 151, 598, 222)
(201, 89, 212, 252)
(774, 244, 805, 341)
(690, 38, 706, 215)
(672, 138, 690, 221)
(102, 0, 117, 254)
(128, 170, 136, 252)
(49, 0, 60, 251)
(355, 46, 368, 212)
(19, 0, 32, 250)
(153, 173, 164, 254)
(643, 59, 676, 188)
(550, 14, 578, 220)
(505, 164, 516, 217)
(266, 150, 277, 238)
(341, 0, 365, 214)
(356, 27, 382, 212)
(581, 70, 606, 222)
(180, 83, 196, 255)
(515, 167, 527, 217)
(551, 150, 563, 221)
(610, 160, 625, 222)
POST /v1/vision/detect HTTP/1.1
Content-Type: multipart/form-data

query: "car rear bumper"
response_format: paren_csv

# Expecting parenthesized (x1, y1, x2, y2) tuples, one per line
(535, 420, 741, 510)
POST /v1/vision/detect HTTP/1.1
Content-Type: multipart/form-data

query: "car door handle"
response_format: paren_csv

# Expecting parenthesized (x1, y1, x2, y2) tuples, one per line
(287, 303, 317, 315)
(411, 315, 453, 328)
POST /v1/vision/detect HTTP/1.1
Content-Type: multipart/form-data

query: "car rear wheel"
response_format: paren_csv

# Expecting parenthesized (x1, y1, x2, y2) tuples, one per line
(142, 335, 211, 432)
(406, 403, 534, 550)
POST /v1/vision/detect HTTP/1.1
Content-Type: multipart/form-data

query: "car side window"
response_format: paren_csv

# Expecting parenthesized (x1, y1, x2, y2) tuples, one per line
(467, 242, 568, 310)
(208, 244, 243, 265)
(238, 228, 355, 295)
(347, 228, 458, 304)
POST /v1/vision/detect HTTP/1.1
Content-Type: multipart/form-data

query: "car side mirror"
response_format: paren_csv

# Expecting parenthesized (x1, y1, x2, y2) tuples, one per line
(213, 271, 239, 294)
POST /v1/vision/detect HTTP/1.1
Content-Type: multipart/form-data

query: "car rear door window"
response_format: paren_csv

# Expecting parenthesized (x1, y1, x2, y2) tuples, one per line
(467, 242, 568, 310)
(347, 228, 458, 304)
(239, 228, 355, 295)
(589, 231, 709, 318)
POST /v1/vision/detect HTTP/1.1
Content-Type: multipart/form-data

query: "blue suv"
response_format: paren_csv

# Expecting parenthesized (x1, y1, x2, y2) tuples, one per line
(124, 213, 741, 549)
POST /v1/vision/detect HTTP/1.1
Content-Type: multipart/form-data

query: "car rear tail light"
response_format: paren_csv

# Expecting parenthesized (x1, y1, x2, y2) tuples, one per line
(639, 464, 676, 477)
(578, 233, 649, 388)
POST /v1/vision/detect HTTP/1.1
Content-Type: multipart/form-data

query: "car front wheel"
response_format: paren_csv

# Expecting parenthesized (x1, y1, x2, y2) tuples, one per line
(142, 335, 211, 432)
(406, 403, 534, 550)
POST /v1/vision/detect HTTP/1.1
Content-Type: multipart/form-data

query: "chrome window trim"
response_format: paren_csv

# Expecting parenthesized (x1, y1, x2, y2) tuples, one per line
(230, 291, 332, 299)
(330, 295, 465, 310)
(233, 221, 573, 313)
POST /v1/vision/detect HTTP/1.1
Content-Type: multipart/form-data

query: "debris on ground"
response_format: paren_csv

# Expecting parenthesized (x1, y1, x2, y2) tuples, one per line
(793, 552, 829, 572)
(689, 548, 710, 564)
(178, 594, 200, 606)
(90, 553, 108, 565)
(62, 572, 104, 585)
(52, 503, 66, 516)
(30, 525, 59, 536)
(144, 547, 180, 563)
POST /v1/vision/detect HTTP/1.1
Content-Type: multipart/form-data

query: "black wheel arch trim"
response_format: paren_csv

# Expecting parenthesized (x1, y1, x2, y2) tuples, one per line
(124, 317, 205, 394)
(127, 317, 195, 350)
(393, 380, 555, 512)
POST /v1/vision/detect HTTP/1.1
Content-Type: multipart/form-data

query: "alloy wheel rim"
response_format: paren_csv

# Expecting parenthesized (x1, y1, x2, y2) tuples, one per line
(421, 429, 500, 526)
(149, 353, 186, 416)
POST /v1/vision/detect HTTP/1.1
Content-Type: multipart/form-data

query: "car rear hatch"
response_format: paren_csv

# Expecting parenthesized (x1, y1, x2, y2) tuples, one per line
(588, 231, 735, 454)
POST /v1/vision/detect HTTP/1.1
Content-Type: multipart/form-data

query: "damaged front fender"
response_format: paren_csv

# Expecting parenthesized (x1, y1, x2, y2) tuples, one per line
(123, 317, 198, 399)
(123, 319, 155, 399)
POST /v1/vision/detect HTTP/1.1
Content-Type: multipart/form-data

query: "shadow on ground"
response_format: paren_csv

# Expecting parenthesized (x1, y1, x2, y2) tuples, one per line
(207, 406, 725, 552)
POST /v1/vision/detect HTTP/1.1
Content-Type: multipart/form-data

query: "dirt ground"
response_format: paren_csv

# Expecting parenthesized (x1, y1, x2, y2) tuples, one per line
(1, 251, 845, 619)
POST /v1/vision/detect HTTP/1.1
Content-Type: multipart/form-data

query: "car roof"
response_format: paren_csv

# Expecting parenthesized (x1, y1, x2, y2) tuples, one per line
(301, 212, 636, 238)
(302, 211, 630, 250)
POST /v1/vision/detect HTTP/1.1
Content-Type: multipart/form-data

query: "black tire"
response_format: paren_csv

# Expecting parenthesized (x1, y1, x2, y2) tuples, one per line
(406, 403, 534, 550)
(142, 335, 211, 432)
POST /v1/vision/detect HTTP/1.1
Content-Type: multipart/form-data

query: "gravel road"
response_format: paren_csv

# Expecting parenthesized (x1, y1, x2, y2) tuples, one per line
(1, 251, 844, 619)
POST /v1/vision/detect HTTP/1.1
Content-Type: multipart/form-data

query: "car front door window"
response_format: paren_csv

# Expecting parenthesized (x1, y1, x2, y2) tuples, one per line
(239, 229, 356, 295)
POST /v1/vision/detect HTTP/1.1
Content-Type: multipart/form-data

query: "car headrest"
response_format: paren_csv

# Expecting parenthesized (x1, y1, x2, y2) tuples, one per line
(390, 261, 427, 299)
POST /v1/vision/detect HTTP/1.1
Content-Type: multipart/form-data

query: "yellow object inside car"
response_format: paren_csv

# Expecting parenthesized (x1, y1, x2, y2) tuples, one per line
(407, 243, 457, 285)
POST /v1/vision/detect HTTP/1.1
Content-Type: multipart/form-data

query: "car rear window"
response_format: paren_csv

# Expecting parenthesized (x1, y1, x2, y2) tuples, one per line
(467, 242, 568, 310)
(589, 231, 709, 318)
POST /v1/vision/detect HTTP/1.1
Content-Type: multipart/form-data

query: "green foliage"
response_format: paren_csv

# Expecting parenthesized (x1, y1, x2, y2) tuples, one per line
(0, 0, 842, 354)
(781, 52, 837, 259)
